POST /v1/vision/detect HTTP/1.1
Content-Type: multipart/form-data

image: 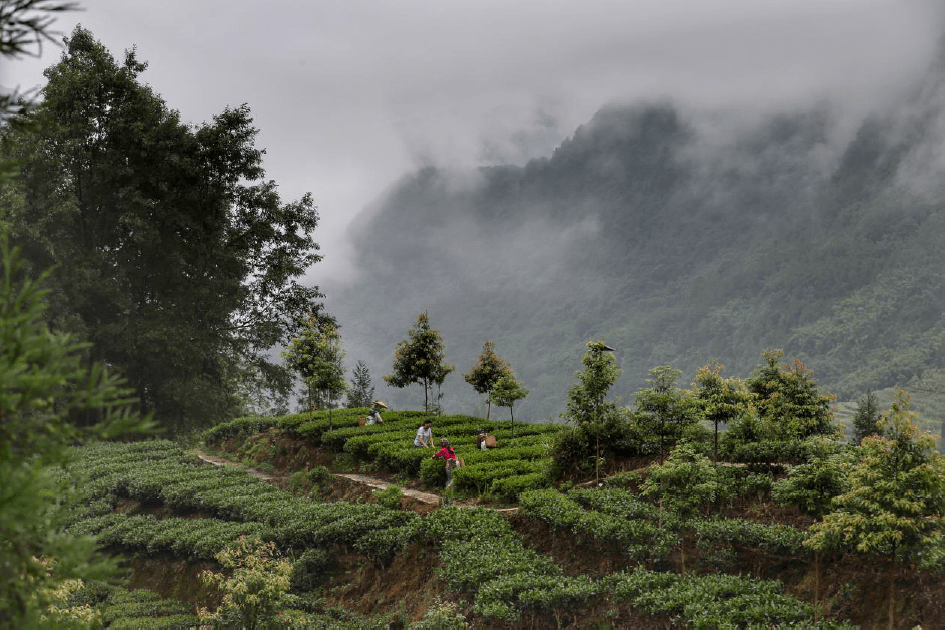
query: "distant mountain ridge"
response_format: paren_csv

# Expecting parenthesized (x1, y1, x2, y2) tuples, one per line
(324, 62, 944, 429)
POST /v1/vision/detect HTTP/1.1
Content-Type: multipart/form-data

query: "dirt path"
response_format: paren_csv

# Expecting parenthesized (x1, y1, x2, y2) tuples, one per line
(195, 451, 441, 504)
(333, 472, 441, 504)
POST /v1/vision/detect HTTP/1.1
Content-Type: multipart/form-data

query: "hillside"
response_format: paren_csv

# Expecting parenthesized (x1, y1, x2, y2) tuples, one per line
(52, 408, 944, 629)
(324, 57, 944, 433)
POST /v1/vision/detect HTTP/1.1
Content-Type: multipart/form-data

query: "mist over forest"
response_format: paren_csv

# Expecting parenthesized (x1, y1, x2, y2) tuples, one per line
(325, 50, 944, 430)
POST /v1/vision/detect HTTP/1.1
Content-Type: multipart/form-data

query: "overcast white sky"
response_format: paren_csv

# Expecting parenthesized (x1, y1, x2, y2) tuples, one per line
(2, 0, 942, 282)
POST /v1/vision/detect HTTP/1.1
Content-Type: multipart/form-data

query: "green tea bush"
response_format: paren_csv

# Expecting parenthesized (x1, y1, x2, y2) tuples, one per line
(693, 518, 806, 556)
(439, 537, 562, 595)
(289, 548, 334, 593)
(489, 472, 550, 499)
(519, 488, 585, 529)
(408, 597, 469, 630)
(354, 520, 421, 564)
(474, 573, 599, 622)
(601, 567, 842, 629)
(372, 485, 403, 509)
(202, 416, 274, 446)
(452, 459, 551, 495)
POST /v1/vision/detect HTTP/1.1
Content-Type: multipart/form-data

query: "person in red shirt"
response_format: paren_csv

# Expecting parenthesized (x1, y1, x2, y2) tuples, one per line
(432, 438, 463, 488)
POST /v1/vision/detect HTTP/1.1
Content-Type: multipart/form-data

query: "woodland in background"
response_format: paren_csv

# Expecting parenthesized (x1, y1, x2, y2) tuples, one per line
(329, 52, 944, 438)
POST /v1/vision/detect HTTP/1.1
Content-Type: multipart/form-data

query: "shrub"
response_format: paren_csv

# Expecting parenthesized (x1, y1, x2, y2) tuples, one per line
(409, 597, 469, 630)
(289, 548, 334, 593)
(373, 485, 403, 510)
(198, 537, 309, 629)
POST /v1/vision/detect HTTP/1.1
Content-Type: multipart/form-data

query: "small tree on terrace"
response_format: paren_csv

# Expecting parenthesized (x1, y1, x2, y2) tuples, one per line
(384, 312, 455, 413)
(489, 372, 529, 434)
(282, 313, 346, 425)
(345, 360, 374, 409)
(561, 341, 620, 483)
(746, 349, 838, 441)
(805, 390, 944, 630)
(852, 388, 882, 444)
(463, 341, 511, 420)
(634, 366, 699, 463)
(693, 361, 754, 463)
(640, 442, 720, 573)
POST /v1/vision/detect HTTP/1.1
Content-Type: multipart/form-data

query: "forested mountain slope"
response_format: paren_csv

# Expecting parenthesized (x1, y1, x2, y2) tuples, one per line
(326, 57, 944, 430)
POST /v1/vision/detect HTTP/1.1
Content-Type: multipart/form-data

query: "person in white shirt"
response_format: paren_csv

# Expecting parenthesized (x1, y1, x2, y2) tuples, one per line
(414, 420, 433, 448)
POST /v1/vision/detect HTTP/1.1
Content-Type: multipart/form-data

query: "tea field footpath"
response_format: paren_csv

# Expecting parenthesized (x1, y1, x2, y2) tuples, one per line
(195, 450, 441, 505)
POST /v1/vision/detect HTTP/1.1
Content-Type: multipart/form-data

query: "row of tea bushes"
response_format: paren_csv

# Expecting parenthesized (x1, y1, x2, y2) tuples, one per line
(422, 507, 838, 628)
(59, 441, 420, 561)
(518, 486, 806, 570)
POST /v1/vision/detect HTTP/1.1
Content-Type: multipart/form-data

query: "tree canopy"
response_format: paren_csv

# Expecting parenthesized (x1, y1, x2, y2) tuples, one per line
(463, 341, 512, 420)
(0, 26, 324, 430)
(383, 312, 455, 412)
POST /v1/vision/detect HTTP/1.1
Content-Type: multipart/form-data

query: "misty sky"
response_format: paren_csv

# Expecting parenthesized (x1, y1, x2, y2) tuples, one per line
(2, 0, 942, 284)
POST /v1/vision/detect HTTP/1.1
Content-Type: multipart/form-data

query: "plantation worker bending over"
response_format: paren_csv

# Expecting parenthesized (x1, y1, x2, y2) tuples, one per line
(432, 438, 464, 488)
(366, 401, 387, 425)
(414, 420, 434, 448)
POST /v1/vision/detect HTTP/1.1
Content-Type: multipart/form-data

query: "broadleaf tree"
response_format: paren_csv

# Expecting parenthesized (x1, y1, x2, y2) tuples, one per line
(633, 366, 698, 462)
(282, 313, 346, 426)
(0, 26, 324, 431)
(489, 372, 529, 434)
(693, 360, 754, 463)
(805, 389, 944, 630)
(463, 341, 511, 420)
(561, 340, 620, 483)
(383, 312, 455, 413)
(746, 349, 838, 441)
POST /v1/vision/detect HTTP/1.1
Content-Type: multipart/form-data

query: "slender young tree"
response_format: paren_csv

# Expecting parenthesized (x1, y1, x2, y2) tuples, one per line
(463, 341, 512, 420)
(693, 361, 754, 463)
(345, 360, 374, 409)
(489, 372, 529, 434)
(282, 313, 346, 427)
(852, 389, 882, 444)
(562, 341, 620, 483)
(383, 312, 455, 413)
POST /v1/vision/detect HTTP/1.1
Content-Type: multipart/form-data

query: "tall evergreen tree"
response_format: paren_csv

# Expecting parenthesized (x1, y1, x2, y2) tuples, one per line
(346, 360, 374, 408)
(0, 26, 323, 430)
(383, 312, 455, 413)
(463, 341, 511, 420)
(0, 236, 153, 628)
(852, 389, 882, 444)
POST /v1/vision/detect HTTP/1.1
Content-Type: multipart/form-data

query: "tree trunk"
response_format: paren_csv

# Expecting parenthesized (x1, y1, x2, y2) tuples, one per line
(486, 398, 491, 420)
(713, 423, 719, 464)
(813, 550, 820, 624)
(888, 559, 896, 630)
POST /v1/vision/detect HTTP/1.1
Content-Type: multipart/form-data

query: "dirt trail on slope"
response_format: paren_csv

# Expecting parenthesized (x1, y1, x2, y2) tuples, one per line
(195, 451, 442, 504)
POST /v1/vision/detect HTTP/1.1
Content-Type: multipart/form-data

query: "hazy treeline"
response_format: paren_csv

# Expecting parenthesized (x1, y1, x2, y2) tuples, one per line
(329, 53, 944, 431)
